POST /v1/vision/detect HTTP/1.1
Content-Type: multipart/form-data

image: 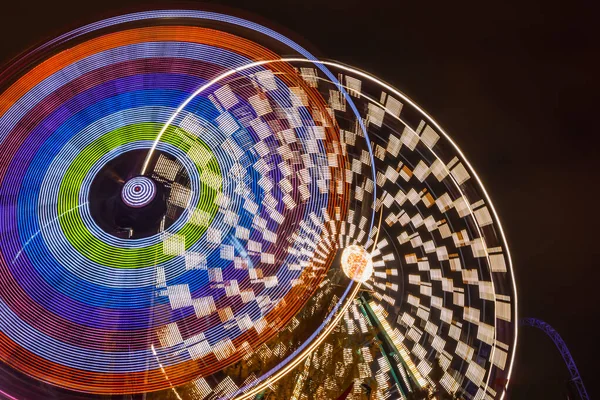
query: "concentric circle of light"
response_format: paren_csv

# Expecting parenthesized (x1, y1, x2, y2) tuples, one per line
(341, 245, 373, 283)
(0, 10, 357, 397)
(121, 176, 156, 208)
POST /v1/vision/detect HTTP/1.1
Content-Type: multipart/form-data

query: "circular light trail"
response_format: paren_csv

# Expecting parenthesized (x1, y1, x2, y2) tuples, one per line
(121, 176, 156, 208)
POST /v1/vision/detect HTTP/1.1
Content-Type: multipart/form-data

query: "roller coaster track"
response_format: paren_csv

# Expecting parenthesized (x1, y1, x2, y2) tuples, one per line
(520, 318, 589, 400)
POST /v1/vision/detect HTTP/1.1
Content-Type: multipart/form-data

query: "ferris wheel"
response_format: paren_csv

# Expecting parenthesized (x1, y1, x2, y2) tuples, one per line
(0, 9, 517, 400)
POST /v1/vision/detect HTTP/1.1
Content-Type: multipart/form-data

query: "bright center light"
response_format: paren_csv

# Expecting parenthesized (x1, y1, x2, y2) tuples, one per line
(341, 245, 373, 283)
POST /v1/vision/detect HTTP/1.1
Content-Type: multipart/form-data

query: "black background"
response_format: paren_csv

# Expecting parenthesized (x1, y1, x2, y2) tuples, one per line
(0, 1, 597, 399)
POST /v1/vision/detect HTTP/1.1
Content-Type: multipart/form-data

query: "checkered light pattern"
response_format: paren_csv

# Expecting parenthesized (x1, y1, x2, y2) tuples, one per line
(185, 60, 516, 400)
(284, 61, 517, 400)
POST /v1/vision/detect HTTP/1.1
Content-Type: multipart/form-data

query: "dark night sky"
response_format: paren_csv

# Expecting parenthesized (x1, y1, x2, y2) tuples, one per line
(0, 1, 598, 399)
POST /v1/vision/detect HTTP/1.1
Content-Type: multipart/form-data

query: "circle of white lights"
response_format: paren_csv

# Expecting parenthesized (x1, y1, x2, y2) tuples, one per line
(121, 176, 156, 208)
(341, 245, 373, 283)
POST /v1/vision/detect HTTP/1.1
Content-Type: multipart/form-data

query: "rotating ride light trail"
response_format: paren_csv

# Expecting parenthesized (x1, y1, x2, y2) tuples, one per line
(152, 58, 519, 400)
(0, 9, 518, 400)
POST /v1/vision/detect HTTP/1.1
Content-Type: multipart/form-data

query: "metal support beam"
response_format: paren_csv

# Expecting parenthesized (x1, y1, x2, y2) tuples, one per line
(520, 318, 589, 400)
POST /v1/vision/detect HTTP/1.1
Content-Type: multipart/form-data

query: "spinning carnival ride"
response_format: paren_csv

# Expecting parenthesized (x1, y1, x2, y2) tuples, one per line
(0, 10, 517, 400)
